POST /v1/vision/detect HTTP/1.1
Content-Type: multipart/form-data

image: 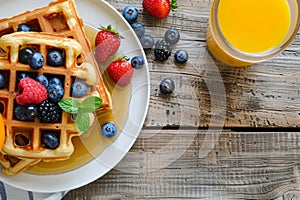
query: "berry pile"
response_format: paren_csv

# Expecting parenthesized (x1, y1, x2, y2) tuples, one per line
(120, 4, 190, 96)
(121, 5, 188, 63)
(13, 74, 64, 122)
(19, 47, 65, 69)
(2, 72, 89, 123)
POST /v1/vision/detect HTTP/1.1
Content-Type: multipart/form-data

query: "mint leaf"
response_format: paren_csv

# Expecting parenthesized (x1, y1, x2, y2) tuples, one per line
(58, 98, 80, 114)
(75, 111, 90, 132)
(58, 96, 103, 133)
(79, 96, 103, 113)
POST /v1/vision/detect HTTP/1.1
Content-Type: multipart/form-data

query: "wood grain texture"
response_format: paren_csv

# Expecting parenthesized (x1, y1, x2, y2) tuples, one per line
(106, 0, 300, 128)
(63, 0, 300, 199)
(63, 129, 300, 200)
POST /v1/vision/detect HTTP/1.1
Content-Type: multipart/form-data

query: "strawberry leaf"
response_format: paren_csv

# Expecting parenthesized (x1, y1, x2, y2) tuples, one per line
(171, 0, 178, 10)
(99, 25, 124, 39)
(58, 98, 80, 114)
(75, 111, 90, 132)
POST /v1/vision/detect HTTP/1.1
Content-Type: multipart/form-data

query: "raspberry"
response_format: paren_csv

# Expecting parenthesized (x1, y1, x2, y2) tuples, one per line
(16, 77, 47, 105)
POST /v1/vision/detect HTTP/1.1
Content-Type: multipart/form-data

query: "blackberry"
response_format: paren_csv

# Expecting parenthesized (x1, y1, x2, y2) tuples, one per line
(154, 39, 172, 62)
(38, 100, 62, 123)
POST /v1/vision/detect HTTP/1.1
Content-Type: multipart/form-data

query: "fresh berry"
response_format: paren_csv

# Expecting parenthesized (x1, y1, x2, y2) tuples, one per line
(142, 0, 178, 19)
(95, 25, 123, 64)
(25, 105, 38, 120)
(36, 75, 49, 88)
(38, 100, 62, 123)
(17, 24, 31, 32)
(16, 77, 48, 105)
(28, 52, 44, 70)
(14, 105, 27, 121)
(19, 48, 33, 64)
(164, 28, 180, 44)
(107, 57, 133, 87)
(140, 35, 154, 50)
(42, 132, 59, 149)
(71, 81, 87, 98)
(131, 22, 145, 38)
(48, 77, 63, 87)
(154, 39, 172, 61)
(131, 56, 144, 69)
(101, 122, 117, 138)
(174, 50, 188, 63)
(0, 74, 5, 89)
(159, 78, 175, 94)
(122, 6, 139, 22)
(47, 50, 64, 67)
(47, 84, 64, 103)
(17, 73, 34, 83)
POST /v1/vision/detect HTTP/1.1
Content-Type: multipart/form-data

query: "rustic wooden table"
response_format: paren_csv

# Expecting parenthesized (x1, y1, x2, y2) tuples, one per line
(63, 0, 300, 199)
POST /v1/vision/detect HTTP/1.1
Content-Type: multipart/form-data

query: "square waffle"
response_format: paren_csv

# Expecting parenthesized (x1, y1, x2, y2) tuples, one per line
(0, 0, 113, 175)
(0, 0, 112, 110)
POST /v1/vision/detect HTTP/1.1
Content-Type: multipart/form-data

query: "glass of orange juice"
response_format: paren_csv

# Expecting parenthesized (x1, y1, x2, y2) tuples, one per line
(207, 0, 300, 66)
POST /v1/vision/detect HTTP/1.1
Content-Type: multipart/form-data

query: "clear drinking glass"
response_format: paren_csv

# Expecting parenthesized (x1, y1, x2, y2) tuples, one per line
(206, 0, 300, 66)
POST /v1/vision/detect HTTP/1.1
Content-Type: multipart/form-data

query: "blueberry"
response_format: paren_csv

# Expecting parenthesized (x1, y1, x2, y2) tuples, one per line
(17, 73, 33, 83)
(174, 50, 188, 64)
(49, 77, 62, 87)
(19, 48, 33, 64)
(42, 132, 59, 149)
(28, 52, 44, 70)
(47, 84, 64, 103)
(164, 28, 180, 44)
(101, 122, 117, 138)
(131, 22, 145, 38)
(47, 50, 64, 67)
(36, 75, 48, 88)
(159, 78, 175, 94)
(0, 74, 5, 89)
(25, 105, 38, 120)
(140, 35, 154, 50)
(131, 56, 144, 69)
(17, 24, 31, 32)
(122, 5, 138, 22)
(14, 105, 27, 121)
(71, 81, 87, 98)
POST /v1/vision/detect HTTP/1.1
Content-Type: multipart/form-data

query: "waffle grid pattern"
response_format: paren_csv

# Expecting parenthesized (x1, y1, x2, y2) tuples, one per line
(0, 0, 112, 175)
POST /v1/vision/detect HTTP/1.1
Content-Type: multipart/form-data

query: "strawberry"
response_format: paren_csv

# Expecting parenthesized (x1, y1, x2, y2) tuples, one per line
(142, 0, 177, 19)
(107, 57, 133, 87)
(95, 25, 123, 64)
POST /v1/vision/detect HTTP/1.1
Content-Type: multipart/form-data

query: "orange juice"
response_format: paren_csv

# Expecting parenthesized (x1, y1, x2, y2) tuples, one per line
(218, 0, 291, 53)
(206, 0, 299, 66)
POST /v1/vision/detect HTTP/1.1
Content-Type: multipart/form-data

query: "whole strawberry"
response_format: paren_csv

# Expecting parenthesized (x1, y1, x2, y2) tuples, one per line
(95, 25, 123, 64)
(107, 57, 133, 87)
(143, 0, 177, 19)
(16, 77, 48, 105)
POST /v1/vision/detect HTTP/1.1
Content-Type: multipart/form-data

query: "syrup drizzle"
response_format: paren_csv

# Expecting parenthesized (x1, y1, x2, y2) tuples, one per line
(26, 25, 131, 175)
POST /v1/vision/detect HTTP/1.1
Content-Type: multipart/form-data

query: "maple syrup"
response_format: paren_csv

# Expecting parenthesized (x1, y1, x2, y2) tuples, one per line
(26, 25, 131, 174)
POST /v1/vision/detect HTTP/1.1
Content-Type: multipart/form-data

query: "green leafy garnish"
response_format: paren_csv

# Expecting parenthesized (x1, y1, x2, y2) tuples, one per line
(58, 96, 103, 132)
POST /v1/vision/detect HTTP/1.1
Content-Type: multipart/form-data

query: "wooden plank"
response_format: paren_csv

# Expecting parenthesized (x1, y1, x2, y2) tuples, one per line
(63, 129, 300, 199)
(103, 0, 300, 128)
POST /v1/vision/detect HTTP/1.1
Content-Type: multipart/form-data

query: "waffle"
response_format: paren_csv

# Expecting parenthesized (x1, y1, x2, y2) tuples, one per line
(0, 0, 111, 110)
(0, 0, 113, 175)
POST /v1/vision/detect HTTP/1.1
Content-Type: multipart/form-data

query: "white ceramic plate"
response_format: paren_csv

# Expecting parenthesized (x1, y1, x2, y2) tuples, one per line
(0, 0, 150, 193)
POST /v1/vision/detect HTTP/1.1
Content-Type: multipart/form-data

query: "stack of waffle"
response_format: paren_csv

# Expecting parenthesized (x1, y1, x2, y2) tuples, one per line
(0, 0, 112, 175)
